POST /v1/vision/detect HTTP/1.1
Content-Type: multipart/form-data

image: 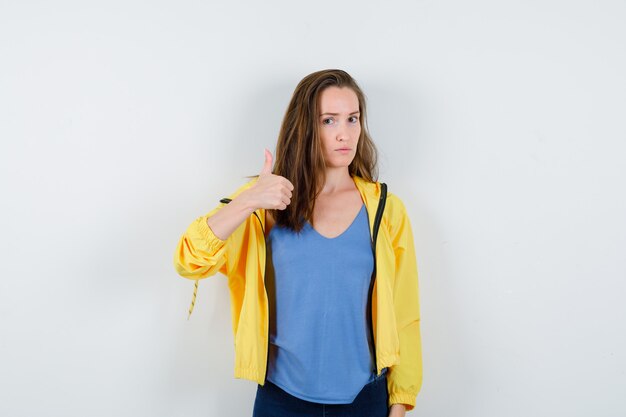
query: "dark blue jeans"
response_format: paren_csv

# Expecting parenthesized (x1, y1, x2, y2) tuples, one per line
(252, 372, 389, 417)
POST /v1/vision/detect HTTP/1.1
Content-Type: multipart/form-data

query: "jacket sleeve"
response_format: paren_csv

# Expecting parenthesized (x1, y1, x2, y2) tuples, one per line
(386, 194, 423, 410)
(173, 178, 259, 317)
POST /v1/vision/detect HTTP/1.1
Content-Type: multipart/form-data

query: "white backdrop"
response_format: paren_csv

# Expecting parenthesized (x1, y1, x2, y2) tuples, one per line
(1, 1, 625, 416)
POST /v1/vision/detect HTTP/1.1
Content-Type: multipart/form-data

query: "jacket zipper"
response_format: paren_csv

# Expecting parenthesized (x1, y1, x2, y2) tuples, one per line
(256, 212, 270, 385)
(369, 183, 387, 376)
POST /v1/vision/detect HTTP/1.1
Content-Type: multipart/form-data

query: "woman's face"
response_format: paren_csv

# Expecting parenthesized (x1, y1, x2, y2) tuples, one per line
(317, 86, 361, 170)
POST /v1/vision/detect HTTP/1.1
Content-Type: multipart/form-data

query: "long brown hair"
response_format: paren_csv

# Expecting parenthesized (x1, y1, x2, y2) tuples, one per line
(270, 69, 378, 232)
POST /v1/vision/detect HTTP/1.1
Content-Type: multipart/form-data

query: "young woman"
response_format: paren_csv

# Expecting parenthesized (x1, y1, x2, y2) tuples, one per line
(174, 69, 422, 417)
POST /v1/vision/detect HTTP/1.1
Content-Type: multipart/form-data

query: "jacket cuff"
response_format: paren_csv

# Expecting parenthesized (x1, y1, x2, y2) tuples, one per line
(196, 215, 227, 253)
(388, 392, 416, 411)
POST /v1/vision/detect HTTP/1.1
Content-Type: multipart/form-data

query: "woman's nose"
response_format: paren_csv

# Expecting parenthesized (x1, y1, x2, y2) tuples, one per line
(336, 125, 348, 141)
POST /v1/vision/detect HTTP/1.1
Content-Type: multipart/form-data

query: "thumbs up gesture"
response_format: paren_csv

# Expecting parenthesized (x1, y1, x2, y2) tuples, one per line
(242, 149, 294, 211)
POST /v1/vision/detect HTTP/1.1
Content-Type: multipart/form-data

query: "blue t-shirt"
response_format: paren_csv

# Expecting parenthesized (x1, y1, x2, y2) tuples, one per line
(265, 203, 378, 403)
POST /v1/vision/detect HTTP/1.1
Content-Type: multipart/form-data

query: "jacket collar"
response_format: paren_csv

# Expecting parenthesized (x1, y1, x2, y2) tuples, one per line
(352, 175, 384, 231)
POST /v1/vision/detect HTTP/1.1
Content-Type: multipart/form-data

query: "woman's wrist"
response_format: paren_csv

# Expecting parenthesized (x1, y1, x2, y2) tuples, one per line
(231, 190, 258, 215)
(389, 403, 406, 417)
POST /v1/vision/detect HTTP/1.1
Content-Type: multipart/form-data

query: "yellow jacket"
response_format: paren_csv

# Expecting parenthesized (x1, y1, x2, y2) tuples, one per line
(173, 175, 423, 409)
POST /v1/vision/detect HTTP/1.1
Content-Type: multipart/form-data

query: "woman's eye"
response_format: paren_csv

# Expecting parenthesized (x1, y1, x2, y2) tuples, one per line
(349, 116, 359, 123)
(322, 118, 334, 125)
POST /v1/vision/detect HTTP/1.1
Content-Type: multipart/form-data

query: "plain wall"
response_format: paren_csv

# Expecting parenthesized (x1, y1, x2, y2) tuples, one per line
(1, 1, 624, 416)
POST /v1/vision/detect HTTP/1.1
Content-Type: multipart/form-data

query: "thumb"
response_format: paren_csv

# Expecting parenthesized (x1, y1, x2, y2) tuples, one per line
(260, 148, 273, 175)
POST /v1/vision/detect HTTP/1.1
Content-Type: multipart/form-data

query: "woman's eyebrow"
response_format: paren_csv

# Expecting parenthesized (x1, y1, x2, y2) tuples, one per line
(319, 111, 361, 116)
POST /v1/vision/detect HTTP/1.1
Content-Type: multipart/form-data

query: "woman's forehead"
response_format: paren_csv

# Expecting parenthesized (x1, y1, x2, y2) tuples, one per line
(318, 87, 359, 113)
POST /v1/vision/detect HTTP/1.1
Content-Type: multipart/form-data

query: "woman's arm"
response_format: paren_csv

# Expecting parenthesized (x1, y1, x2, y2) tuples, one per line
(174, 149, 293, 279)
(173, 179, 258, 281)
(205, 193, 257, 240)
(385, 194, 423, 411)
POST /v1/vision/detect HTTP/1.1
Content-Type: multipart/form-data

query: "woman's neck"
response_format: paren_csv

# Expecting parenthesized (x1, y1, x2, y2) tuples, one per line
(319, 167, 354, 195)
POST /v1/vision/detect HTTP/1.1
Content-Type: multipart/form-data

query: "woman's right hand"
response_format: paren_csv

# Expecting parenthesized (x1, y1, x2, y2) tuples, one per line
(205, 149, 292, 241)
(240, 149, 294, 211)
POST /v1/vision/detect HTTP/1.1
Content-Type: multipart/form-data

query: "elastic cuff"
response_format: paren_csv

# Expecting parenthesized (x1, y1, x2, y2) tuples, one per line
(196, 215, 227, 253)
(388, 392, 416, 411)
